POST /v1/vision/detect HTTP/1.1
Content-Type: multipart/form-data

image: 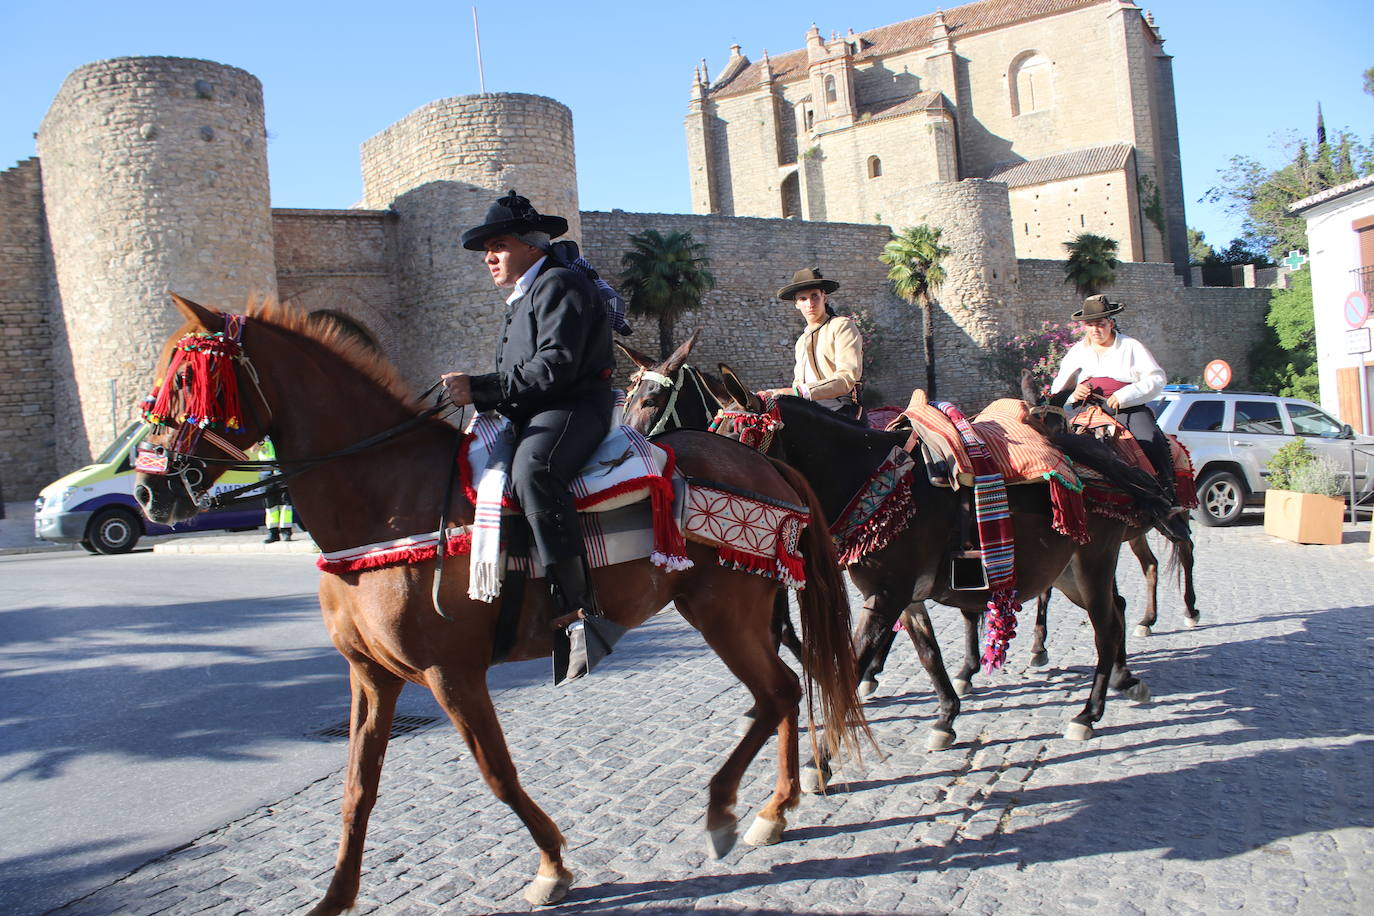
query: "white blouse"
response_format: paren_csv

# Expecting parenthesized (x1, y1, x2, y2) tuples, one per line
(1050, 332, 1166, 410)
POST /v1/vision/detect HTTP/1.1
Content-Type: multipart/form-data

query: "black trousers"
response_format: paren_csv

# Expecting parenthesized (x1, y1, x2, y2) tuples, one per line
(1118, 405, 1177, 500)
(509, 389, 614, 566)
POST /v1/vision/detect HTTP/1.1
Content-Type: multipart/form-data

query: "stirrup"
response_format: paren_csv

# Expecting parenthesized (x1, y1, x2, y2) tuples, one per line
(552, 612, 629, 685)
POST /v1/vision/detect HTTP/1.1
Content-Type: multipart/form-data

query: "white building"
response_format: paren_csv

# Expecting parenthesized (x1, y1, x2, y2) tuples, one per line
(1291, 174, 1374, 434)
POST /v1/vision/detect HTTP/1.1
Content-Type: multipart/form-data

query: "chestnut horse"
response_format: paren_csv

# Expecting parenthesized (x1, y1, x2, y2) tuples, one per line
(134, 295, 869, 914)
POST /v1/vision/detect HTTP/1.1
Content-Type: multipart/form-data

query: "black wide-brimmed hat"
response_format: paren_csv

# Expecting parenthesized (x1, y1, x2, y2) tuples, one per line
(1071, 294, 1126, 321)
(777, 267, 840, 301)
(460, 190, 569, 251)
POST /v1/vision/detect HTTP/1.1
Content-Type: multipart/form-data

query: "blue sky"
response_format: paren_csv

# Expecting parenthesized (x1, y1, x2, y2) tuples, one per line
(2, 0, 1370, 249)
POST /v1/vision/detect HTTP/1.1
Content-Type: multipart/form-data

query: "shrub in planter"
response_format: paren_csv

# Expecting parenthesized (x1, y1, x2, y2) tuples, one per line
(1263, 439, 1344, 544)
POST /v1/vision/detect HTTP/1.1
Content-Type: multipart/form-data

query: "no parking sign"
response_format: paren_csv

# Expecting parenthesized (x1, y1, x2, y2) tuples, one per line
(1204, 359, 1232, 391)
(1345, 291, 1369, 329)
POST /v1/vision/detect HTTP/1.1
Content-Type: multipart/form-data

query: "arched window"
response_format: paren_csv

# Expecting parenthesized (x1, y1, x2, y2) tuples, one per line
(1009, 51, 1052, 116)
(824, 74, 837, 104)
(867, 156, 882, 178)
(805, 109, 815, 131)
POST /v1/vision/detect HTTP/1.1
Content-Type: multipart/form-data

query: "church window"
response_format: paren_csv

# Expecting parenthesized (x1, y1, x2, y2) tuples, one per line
(805, 109, 815, 131)
(825, 75, 838, 104)
(867, 156, 882, 178)
(1009, 51, 1052, 116)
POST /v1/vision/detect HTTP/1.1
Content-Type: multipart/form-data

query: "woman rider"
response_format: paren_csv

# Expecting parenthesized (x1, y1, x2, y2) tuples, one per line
(1050, 294, 1177, 504)
(764, 267, 864, 420)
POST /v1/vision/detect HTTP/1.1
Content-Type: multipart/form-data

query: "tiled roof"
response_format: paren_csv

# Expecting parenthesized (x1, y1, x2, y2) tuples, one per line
(857, 90, 950, 123)
(985, 143, 1134, 188)
(1289, 173, 1374, 214)
(709, 0, 1105, 99)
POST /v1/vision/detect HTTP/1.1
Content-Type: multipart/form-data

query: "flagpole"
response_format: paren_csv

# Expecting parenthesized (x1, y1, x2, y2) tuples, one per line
(472, 7, 486, 93)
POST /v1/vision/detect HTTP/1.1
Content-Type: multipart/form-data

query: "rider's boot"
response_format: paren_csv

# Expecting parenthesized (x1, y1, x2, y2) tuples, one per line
(263, 527, 280, 544)
(547, 555, 627, 684)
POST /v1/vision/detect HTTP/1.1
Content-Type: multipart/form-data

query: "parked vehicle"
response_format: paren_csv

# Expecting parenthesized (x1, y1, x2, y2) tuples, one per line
(33, 423, 266, 553)
(1149, 389, 1374, 526)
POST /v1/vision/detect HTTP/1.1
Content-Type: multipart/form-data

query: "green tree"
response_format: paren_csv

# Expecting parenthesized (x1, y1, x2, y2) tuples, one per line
(1364, 66, 1374, 99)
(1204, 126, 1373, 261)
(1250, 266, 1318, 400)
(619, 229, 716, 360)
(880, 225, 950, 396)
(1187, 227, 1216, 266)
(1063, 233, 1119, 296)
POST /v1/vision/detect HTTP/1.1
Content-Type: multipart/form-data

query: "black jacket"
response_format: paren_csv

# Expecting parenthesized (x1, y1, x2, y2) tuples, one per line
(469, 259, 614, 423)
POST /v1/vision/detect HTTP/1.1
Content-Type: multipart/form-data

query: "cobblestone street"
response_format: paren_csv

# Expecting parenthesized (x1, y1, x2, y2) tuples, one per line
(47, 523, 1374, 915)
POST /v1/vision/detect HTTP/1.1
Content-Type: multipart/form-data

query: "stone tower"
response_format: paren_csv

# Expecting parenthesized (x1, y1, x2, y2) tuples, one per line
(36, 56, 276, 468)
(359, 93, 578, 386)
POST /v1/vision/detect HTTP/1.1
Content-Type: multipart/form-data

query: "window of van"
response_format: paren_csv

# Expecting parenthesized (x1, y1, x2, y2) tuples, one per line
(1234, 400, 1284, 435)
(1286, 403, 1343, 437)
(1178, 400, 1224, 431)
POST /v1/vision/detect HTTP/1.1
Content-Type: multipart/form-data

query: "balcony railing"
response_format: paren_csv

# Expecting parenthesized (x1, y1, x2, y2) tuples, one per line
(1353, 265, 1374, 296)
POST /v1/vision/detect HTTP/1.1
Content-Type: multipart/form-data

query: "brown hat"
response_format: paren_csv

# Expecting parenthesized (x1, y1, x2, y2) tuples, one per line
(777, 267, 840, 301)
(1071, 294, 1125, 321)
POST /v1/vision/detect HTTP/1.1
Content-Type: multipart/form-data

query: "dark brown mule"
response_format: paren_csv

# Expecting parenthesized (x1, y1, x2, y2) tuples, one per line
(134, 295, 869, 914)
(619, 344, 1157, 778)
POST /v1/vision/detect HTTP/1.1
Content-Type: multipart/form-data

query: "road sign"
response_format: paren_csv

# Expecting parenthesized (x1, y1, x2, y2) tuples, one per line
(1282, 250, 1308, 271)
(1345, 291, 1370, 329)
(1347, 327, 1372, 355)
(1204, 359, 1232, 390)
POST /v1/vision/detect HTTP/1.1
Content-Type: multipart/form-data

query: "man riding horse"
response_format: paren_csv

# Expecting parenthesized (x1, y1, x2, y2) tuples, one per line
(764, 268, 865, 420)
(441, 190, 624, 683)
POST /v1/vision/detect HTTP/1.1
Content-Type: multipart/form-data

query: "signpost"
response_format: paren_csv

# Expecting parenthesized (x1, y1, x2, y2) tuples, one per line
(1344, 291, 1370, 330)
(1203, 359, 1232, 391)
(1345, 291, 1371, 440)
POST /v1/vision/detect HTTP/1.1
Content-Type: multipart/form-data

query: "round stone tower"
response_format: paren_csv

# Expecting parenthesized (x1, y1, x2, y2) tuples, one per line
(358, 93, 578, 385)
(37, 56, 276, 467)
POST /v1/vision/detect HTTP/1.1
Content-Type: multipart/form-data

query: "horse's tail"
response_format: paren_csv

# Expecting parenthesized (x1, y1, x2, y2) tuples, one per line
(767, 458, 874, 766)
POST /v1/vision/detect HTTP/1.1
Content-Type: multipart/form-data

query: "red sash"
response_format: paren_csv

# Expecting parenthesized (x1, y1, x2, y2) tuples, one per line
(1085, 376, 1127, 398)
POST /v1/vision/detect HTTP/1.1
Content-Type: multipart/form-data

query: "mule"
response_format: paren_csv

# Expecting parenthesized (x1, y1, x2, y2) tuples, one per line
(134, 295, 870, 914)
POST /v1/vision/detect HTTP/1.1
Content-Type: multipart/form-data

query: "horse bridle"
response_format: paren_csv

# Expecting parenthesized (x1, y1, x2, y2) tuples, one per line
(138, 313, 453, 511)
(709, 394, 785, 454)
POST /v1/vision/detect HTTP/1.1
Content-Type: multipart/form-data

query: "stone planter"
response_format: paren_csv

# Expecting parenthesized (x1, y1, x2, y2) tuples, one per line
(1263, 489, 1344, 545)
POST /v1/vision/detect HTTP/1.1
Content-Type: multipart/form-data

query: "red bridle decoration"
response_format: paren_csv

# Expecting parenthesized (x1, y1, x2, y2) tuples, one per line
(141, 315, 248, 457)
(709, 394, 784, 453)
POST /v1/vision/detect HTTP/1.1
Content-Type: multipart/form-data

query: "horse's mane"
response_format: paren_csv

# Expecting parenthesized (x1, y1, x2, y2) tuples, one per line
(246, 300, 423, 411)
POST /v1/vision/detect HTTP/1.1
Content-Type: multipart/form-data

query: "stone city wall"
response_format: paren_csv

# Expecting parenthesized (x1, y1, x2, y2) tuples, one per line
(0, 159, 56, 499)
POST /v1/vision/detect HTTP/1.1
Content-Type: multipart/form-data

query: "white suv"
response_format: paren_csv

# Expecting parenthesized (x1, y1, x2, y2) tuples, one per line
(1149, 388, 1374, 526)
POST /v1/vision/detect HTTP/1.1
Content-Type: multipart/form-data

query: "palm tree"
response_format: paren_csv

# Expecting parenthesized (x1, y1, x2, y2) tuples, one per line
(1063, 233, 1120, 296)
(619, 229, 716, 360)
(880, 225, 950, 396)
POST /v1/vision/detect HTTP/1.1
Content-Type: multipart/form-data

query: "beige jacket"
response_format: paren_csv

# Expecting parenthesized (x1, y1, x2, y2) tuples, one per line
(791, 314, 863, 407)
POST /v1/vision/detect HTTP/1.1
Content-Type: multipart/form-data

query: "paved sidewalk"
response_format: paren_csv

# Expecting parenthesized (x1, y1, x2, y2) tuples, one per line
(37, 520, 1374, 915)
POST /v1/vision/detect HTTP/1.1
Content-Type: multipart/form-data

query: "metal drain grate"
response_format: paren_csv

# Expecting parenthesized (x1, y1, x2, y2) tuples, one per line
(313, 715, 439, 739)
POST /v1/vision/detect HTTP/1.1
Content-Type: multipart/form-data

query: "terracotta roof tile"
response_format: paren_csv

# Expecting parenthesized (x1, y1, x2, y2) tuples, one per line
(709, 0, 1106, 99)
(985, 143, 1134, 188)
(1289, 173, 1374, 214)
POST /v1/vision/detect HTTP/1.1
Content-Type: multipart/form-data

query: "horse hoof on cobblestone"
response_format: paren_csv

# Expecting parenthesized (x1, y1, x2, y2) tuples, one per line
(743, 815, 787, 846)
(1064, 721, 1094, 741)
(952, 678, 972, 698)
(858, 677, 879, 698)
(926, 726, 956, 751)
(1029, 649, 1049, 668)
(800, 760, 832, 794)
(523, 867, 575, 906)
(1133, 624, 1152, 638)
(706, 819, 739, 859)
(1185, 612, 1200, 629)
(1120, 680, 1152, 703)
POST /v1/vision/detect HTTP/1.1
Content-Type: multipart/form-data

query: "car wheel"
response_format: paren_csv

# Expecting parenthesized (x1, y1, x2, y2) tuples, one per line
(79, 539, 99, 554)
(88, 507, 141, 554)
(1195, 470, 1246, 527)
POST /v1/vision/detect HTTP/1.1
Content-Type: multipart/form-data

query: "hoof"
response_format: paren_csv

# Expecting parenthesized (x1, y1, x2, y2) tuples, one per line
(1185, 613, 1200, 629)
(858, 677, 879, 699)
(926, 726, 956, 751)
(800, 762, 831, 795)
(1029, 650, 1049, 668)
(523, 869, 574, 906)
(953, 678, 972, 698)
(1134, 624, 1152, 638)
(706, 820, 738, 860)
(1123, 680, 1152, 703)
(743, 815, 786, 847)
(734, 713, 756, 738)
(1064, 721, 1094, 741)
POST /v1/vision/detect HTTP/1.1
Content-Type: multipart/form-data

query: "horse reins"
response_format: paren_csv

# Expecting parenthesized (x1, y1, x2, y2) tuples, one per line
(709, 394, 785, 454)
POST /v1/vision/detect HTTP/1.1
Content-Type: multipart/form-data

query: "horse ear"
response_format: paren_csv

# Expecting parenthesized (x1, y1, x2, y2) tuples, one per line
(614, 340, 656, 371)
(169, 291, 222, 329)
(698, 371, 731, 409)
(717, 363, 761, 412)
(1020, 369, 1040, 405)
(664, 326, 702, 374)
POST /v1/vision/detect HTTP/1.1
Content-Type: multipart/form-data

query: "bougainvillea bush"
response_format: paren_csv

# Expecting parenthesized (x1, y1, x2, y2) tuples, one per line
(989, 321, 1080, 396)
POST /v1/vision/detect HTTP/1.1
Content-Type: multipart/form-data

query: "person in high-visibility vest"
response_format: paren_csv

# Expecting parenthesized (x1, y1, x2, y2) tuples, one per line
(253, 437, 293, 543)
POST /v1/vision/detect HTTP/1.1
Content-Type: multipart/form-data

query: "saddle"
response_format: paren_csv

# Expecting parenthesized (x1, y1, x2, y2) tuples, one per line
(1068, 405, 1198, 510)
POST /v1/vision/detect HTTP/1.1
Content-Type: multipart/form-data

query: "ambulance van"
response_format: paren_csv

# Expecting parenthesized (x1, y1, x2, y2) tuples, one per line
(33, 423, 266, 554)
